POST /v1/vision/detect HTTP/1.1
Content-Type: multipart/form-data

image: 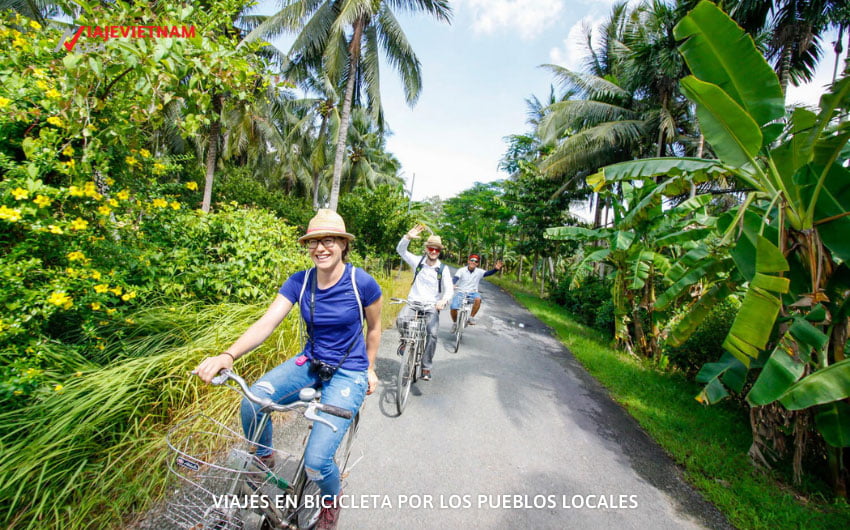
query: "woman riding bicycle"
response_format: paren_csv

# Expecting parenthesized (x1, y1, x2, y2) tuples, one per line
(193, 209, 382, 530)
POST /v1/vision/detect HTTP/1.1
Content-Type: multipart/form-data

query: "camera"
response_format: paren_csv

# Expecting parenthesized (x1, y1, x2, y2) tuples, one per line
(309, 358, 337, 382)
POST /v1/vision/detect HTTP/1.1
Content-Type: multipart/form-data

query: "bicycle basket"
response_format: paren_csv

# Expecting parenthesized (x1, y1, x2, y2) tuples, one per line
(164, 414, 298, 529)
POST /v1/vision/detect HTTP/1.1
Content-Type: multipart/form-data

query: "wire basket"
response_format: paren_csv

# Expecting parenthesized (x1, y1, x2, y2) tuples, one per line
(164, 414, 298, 530)
(398, 315, 426, 341)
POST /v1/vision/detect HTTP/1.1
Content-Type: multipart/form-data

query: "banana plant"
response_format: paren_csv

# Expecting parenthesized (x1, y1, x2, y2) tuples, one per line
(589, 0, 850, 491)
(547, 179, 719, 358)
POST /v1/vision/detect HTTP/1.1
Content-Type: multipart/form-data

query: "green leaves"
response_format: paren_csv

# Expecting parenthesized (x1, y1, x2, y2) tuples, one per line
(779, 359, 850, 410)
(674, 0, 783, 128)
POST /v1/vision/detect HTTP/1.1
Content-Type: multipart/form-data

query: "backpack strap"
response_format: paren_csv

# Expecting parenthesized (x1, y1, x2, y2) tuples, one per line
(350, 264, 365, 335)
(412, 256, 447, 294)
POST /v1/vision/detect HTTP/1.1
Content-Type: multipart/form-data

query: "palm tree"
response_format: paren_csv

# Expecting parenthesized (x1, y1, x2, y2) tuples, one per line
(247, 0, 452, 211)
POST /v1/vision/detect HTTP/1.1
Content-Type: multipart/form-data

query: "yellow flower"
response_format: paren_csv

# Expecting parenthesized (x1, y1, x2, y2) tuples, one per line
(94, 284, 109, 293)
(29, 20, 41, 30)
(70, 217, 88, 230)
(105, 177, 115, 186)
(75, 371, 82, 377)
(13, 390, 23, 396)
(54, 384, 63, 392)
(46, 116, 63, 127)
(11, 187, 29, 200)
(121, 291, 136, 301)
(89, 270, 101, 280)
(0, 97, 11, 108)
(97, 205, 111, 216)
(66, 250, 86, 261)
(97, 344, 105, 350)
(33, 194, 51, 207)
(116, 190, 130, 201)
(153, 163, 167, 174)
(109, 286, 123, 296)
(91, 302, 101, 310)
(107, 198, 118, 207)
(36, 80, 48, 90)
(185, 181, 198, 191)
(152, 198, 168, 208)
(32, 68, 45, 78)
(105, 308, 116, 315)
(124, 318, 135, 324)
(48, 225, 63, 234)
(169, 201, 181, 210)
(139, 149, 151, 158)
(62, 145, 75, 157)
(47, 291, 73, 309)
(125, 156, 138, 166)
(65, 267, 77, 276)
(45, 88, 61, 99)
(0, 206, 22, 222)
(69, 185, 84, 197)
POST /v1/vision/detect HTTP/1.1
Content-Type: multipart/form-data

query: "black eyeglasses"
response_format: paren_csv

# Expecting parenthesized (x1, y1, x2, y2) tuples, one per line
(305, 237, 339, 250)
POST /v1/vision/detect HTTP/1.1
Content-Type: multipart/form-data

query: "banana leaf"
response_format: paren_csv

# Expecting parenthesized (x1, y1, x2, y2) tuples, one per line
(779, 359, 850, 410)
(673, 0, 784, 128)
(696, 351, 748, 403)
(815, 402, 850, 448)
(746, 331, 805, 406)
(680, 76, 763, 170)
(667, 281, 734, 346)
(593, 158, 733, 189)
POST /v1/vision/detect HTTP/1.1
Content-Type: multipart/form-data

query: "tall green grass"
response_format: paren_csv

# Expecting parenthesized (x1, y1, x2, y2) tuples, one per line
(492, 281, 850, 529)
(0, 272, 398, 529)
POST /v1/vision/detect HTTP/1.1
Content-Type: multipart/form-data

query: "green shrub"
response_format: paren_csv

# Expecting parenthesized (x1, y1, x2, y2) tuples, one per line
(215, 168, 315, 230)
(663, 298, 739, 378)
(549, 274, 615, 337)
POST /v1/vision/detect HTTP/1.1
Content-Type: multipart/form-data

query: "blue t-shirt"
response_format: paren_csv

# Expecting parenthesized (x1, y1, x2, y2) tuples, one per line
(279, 264, 381, 371)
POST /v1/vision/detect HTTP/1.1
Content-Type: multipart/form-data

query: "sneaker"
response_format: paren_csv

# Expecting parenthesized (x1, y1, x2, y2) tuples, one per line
(421, 369, 431, 381)
(467, 317, 476, 326)
(257, 453, 276, 469)
(450, 323, 457, 333)
(316, 499, 342, 530)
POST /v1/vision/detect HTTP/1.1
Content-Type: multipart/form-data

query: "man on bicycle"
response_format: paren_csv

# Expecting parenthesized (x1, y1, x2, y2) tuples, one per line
(450, 254, 502, 332)
(396, 224, 453, 381)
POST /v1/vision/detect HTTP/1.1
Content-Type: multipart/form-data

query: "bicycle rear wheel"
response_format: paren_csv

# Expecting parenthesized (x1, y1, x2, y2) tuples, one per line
(396, 340, 416, 414)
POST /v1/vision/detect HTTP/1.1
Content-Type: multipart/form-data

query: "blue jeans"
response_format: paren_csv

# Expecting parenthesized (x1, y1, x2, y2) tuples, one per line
(450, 291, 480, 310)
(240, 356, 367, 497)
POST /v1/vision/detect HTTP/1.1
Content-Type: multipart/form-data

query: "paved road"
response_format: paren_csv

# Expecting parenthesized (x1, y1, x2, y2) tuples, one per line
(338, 279, 730, 529)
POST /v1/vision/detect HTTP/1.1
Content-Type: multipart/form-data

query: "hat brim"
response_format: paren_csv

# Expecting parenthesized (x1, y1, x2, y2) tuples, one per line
(298, 230, 356, 243)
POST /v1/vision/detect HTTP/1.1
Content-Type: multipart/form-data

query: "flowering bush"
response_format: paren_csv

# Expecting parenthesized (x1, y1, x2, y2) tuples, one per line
(0, 7, 281, 404)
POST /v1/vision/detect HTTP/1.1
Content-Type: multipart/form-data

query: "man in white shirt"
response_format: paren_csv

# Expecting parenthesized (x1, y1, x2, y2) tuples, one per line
(451, 254, 502, 332)
(396, 225, 454, 380)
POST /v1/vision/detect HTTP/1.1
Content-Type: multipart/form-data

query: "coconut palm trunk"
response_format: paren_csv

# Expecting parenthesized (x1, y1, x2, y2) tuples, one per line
(202, 93, 223, 213)
(328, 17, 366, 212)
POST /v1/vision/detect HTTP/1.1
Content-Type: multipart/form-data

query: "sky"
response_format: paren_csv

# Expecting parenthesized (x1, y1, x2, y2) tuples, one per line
(256, 0, 848, 204)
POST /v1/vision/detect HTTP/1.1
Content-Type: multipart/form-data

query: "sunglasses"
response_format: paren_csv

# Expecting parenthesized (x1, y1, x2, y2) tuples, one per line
(426, 246, 441, 253)
(469, 259, 479, 263)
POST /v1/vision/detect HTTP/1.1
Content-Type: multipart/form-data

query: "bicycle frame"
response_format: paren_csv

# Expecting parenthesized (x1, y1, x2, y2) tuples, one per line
(391, 298, 431, 414)
(165, 369, 359, 530)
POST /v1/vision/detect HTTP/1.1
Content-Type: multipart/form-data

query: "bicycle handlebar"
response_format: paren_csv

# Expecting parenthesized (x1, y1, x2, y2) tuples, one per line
(208, 369, 353, 422)
(389, 297, 435, 309)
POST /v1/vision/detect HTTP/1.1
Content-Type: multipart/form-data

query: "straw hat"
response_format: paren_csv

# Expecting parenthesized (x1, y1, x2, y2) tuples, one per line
(298, 209, 355, 243)
(424, 235, 444, 250)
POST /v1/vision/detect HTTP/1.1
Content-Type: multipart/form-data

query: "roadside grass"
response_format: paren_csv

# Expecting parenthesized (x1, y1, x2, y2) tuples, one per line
(491, 280, 850, 529)
(1, 271, 399, 529)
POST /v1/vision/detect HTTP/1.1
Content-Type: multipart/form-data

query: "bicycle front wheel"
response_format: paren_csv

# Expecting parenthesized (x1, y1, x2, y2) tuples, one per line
(454, 311, 466, 353)
(396, 340, 416, 414)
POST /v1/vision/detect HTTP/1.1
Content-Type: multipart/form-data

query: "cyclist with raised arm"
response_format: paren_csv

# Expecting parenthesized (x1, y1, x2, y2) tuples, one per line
(396, 224, 453, 381)
(193, 209, 382, 530)
(450, 255, 502, 332)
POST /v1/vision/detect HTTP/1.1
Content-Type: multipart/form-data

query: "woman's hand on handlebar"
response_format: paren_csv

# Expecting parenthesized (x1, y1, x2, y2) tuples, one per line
(192, 353, 234, 383)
